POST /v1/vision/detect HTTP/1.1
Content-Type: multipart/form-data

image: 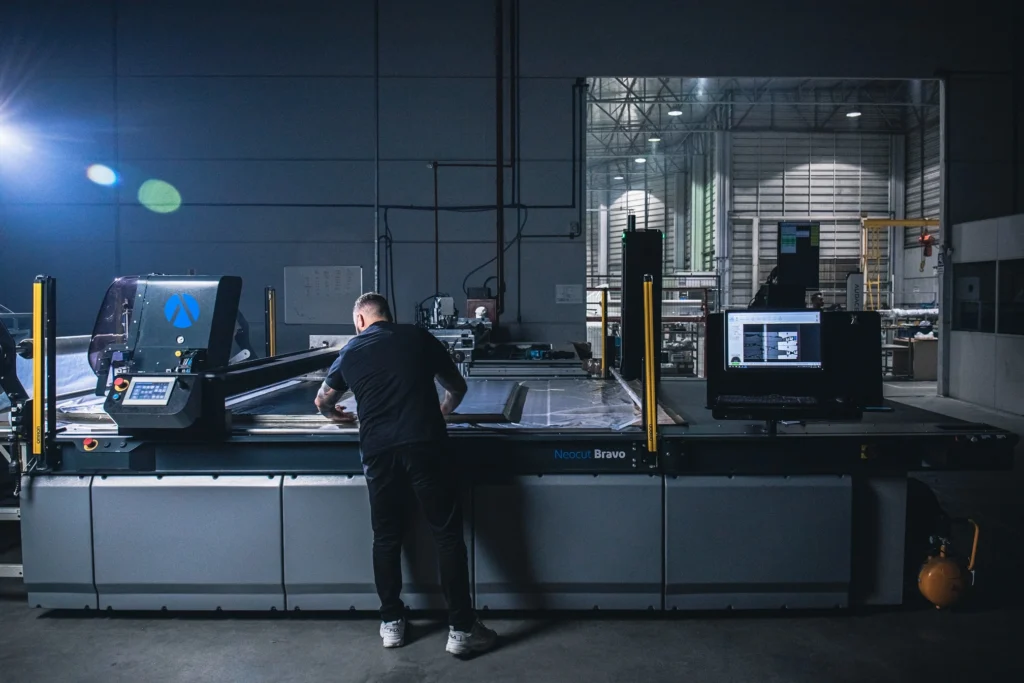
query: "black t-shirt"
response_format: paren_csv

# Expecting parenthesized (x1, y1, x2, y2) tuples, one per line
(324, 322, 458, 457)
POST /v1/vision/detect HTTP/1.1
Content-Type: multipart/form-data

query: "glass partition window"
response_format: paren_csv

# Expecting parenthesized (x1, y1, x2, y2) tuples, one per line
(952, 262, 996, 333)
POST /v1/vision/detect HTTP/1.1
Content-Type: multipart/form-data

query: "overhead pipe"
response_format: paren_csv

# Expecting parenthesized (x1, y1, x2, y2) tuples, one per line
(434, 161, 440, 294)
(373, 0, 380, 292)
(494, 0, 505, 314)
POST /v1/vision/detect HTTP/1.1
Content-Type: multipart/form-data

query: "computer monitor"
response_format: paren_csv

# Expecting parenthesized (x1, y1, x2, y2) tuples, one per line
(724, 310, 822, 370)
(776, 221, 820, 289)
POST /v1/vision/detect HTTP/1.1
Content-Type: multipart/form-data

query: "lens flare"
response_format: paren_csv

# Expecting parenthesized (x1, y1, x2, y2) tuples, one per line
(138, 179, 182, 214)
(0, 125, 31, 152)
(86, 164, 118, 186)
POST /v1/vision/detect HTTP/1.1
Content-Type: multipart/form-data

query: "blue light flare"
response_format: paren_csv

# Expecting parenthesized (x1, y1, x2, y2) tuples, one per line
(86, 164, 118, 186)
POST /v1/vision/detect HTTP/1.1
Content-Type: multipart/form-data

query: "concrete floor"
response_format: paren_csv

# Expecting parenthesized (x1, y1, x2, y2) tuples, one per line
(1, 382, 1022, 683)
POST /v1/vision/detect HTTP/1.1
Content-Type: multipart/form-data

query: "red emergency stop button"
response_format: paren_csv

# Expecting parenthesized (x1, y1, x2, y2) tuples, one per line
(113, 377, 129, 392)
(83, 438, 98, 452)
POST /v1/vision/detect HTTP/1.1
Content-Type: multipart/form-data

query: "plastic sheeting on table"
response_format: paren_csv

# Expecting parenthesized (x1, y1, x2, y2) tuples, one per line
(448, 379, 640, 431)
(1, 337, 97, 415)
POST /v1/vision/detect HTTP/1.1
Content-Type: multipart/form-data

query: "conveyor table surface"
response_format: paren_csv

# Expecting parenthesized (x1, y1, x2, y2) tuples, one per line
(233, 378, 640, 430)
(656, 378, 994, 436)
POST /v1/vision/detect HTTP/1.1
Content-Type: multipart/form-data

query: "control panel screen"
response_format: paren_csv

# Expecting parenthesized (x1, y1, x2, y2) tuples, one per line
(121, 377, 176, 406)
(725, 310, 822, 370)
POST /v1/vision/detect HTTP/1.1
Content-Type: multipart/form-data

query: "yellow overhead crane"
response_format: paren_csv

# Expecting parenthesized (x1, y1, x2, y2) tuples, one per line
(861, 217, 940, 310)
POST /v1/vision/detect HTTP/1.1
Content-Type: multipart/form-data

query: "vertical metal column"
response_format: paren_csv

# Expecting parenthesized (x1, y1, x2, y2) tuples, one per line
(600, 286, 608, 378)
(44, 277, 56, 463)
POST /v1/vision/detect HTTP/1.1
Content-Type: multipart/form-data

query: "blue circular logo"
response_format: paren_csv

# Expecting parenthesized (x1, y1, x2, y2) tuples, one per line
(164, 293, 200, 329)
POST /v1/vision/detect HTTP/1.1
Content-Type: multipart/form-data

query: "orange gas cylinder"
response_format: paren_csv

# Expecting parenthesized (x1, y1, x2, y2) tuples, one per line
(918, 519, 978, 609)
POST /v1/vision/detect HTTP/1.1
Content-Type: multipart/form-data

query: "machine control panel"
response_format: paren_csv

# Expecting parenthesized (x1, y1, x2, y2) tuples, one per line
(120, 376, 177, 406)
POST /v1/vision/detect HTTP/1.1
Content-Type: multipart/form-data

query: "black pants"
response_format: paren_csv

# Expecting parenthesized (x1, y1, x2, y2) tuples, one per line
(363, 440, 475, 631)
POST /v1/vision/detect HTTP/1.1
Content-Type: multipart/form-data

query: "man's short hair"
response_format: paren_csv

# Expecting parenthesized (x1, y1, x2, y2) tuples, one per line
(353, 292, 393, 322)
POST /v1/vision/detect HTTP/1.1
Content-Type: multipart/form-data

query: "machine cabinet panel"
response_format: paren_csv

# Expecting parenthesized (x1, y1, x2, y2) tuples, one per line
(665, 475, 852, 609)
(282, 474, 470, 611)
(92, 475, 284, 610)
(474, 475, 662, 610)
(19, 475, 97, 609)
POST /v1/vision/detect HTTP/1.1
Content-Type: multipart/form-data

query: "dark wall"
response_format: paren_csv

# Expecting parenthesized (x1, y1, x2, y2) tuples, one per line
(0, 0, 1021, 344)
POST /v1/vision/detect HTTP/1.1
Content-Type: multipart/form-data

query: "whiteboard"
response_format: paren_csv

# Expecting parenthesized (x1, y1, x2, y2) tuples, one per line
(283, 266, 362, 325)
(555, 284, 584, 304)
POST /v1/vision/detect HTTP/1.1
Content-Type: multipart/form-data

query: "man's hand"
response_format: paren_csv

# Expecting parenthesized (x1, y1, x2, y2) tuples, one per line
(326, 404, 357, 424)
(440, 395, 457, 418)
(315, 382, 355, 423)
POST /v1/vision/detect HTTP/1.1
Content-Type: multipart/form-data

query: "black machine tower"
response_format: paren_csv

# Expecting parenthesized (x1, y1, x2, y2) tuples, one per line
(619, 215, 662, 382)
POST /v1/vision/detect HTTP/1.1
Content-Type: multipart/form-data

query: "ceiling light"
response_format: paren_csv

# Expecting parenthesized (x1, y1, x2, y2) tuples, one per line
(846, 111, 862, 118)
(648, 137, 661, 143)
(668, 109, 683, 116)
(634, 158, 646, 164)
(613, 175, 624, 180)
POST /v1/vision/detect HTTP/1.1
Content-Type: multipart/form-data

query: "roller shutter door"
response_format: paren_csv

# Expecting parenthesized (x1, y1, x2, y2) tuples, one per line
(730, 132, 891, 307)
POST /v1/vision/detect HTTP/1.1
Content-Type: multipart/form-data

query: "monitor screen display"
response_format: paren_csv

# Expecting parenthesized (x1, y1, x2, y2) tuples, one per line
(121, 377, 176, 406)
(725, 310, 822, 370)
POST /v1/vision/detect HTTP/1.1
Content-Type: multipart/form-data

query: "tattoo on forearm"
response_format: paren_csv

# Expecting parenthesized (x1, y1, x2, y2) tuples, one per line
(316, 382, 340, 416)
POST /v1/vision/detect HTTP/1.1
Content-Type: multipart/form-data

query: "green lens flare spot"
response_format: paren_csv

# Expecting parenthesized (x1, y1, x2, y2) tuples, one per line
(138, 179, 182, 214)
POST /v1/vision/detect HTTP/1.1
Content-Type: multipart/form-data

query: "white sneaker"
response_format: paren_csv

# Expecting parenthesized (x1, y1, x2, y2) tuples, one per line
(379, 618, 406, 648)
(446, 620, 497, 656)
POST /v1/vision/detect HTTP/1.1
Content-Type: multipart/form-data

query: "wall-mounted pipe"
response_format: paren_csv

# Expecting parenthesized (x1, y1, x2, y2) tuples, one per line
(373, 0, 381, 293)
(433, 161, 440, 294)
(494, 0, 505, 314)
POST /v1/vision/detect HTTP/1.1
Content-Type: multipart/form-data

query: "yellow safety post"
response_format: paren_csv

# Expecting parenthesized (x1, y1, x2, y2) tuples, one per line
(32, 280, 43, 456)
(265, 287, 278, 357)
(599, 286, 608, 378)
(643, 275, 657, 453)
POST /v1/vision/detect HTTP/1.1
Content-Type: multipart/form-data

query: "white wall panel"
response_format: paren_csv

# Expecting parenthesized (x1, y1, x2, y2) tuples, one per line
(948, 331, 997, 408)
(951, 219, 999, 264)
(995, 335, 1024, 416)
(997, 213, 1024, 260)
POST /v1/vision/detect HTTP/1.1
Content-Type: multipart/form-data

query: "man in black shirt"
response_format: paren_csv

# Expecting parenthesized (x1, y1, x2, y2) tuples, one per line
(314, 293, 497, 656)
